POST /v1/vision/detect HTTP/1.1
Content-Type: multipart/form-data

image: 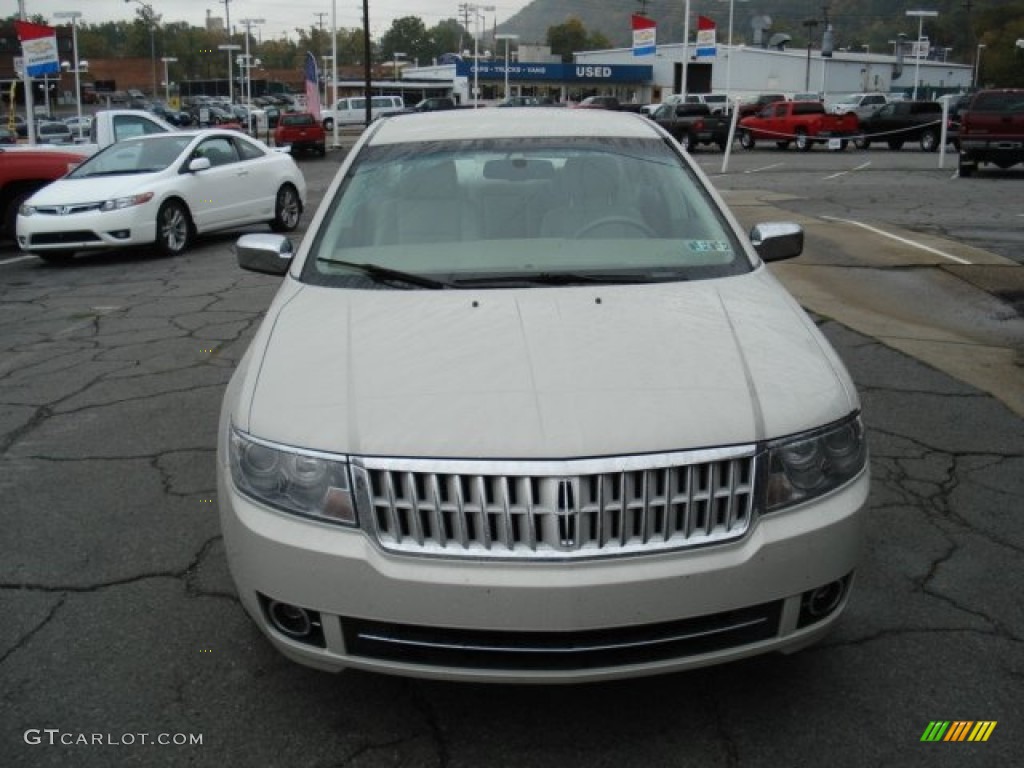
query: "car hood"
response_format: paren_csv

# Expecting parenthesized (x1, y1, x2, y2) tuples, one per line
(242, 270, 855, 459)
(27, 174, 162, 205)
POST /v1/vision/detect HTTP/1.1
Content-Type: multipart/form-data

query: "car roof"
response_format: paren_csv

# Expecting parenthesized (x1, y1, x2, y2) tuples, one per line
(368, 108, 659, 145)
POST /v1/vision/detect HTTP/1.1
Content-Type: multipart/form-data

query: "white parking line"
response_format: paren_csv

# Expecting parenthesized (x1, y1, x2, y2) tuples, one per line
(823, 171, 848, 180)
(821, 215, 972, 265)
(745, 163, 784, 174)
(0, 254, 36, 266)
(853, 162, 872, 171)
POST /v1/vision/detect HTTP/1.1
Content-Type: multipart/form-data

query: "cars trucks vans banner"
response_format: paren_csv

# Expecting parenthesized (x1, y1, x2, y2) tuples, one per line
(14, 21, 60, 78)
(632, 14, 656, 56)
(696, 16, 717, 58)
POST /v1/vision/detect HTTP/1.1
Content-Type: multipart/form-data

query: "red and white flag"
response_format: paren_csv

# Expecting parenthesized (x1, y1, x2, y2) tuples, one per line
(696, 16, 717, 58)
(15, 21, 60, 77)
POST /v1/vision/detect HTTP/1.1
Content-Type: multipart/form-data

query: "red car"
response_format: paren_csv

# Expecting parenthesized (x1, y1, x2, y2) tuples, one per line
(273, 113, 326, 156)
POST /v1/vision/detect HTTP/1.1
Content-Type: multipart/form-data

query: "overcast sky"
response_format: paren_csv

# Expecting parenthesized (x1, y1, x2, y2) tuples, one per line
(18, 1, 531, 41)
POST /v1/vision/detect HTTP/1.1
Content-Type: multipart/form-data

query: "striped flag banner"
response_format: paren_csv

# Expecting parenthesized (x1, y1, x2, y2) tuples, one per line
(632, 15, 656, 57)
(14, 20, 60, 77)
(695, 16, 717, 58)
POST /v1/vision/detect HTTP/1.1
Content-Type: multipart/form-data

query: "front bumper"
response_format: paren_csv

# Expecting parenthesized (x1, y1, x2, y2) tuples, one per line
(217, 457, 868, 683)
(16, 204, 157, 253)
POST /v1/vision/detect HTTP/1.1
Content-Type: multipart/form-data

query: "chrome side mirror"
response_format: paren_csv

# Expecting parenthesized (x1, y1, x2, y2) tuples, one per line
(235, 233, 294, 275)
(750, 221, 804, 262)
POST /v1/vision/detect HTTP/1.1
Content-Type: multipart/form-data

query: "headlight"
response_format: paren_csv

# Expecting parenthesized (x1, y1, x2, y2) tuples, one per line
(19, 204, 36, 216)
(764, 414, 867, 512)
(229, 428, 357, 526)
(100, 191, 154, 212)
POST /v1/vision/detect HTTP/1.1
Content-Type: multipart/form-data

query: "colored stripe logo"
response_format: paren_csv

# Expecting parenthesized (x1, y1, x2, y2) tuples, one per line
(921, 721, 997, 742)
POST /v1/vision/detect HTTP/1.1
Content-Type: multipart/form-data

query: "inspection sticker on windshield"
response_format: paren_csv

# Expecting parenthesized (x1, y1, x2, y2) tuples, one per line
(688, 240, 732, 252)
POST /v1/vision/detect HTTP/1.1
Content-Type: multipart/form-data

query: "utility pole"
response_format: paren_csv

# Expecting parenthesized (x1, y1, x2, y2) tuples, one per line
(458, 3, 471, 52)
(314, 11, 328, 56)
(220, 0, 231, 38)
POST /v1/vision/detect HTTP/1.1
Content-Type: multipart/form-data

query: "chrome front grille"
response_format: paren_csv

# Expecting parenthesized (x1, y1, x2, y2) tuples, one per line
(34, 203, 104, 216)
(353, 449, 757, 559)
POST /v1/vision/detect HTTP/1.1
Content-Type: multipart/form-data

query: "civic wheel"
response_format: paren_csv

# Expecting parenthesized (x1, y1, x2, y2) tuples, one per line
(738, 130, 755, 150)
(795, 129, 812, 152)
(919, 130, 938, 152)
(156, 200, 193, 256)
(270, 184, 302, 232)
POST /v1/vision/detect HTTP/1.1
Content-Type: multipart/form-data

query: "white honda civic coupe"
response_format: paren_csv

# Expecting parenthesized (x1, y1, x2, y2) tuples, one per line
(217, 108, 869, 683)
(17, 129, 305, 263)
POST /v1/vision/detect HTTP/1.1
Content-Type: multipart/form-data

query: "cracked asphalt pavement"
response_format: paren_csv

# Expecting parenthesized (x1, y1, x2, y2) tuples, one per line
(1, 149, 1021, 768)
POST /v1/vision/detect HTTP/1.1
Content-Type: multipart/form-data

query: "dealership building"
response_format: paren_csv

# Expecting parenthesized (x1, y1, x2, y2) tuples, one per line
(403, 40, 973, 106)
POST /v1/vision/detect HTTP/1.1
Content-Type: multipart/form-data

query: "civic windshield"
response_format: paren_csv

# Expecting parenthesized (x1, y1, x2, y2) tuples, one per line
(68, 135, 194, 178)
(303, 136, 751, 288)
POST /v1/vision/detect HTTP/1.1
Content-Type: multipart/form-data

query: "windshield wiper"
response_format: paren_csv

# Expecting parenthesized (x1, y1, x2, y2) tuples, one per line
(452, 272, 660, 287)
(316, 257, 455, 289)
(73, 169, 154, 178)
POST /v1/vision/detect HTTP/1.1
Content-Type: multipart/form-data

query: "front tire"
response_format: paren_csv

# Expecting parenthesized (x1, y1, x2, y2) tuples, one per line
(679, 132, 694, 152)
(322, 118, 334, 131)
(795, 129, 812, 152)
(270, 184, 302, 232)
(739, 130, 755, 150)
(156, 200, 193, 256)
(919, 130, 938, 152)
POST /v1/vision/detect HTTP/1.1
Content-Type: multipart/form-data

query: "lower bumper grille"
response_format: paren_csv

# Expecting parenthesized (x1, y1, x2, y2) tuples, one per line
(342, 601, 782, 671)
(30, 231, 101, 245)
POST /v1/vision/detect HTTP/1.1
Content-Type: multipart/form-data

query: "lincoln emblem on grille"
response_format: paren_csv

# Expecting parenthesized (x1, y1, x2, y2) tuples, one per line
(556, 478, 578, 549)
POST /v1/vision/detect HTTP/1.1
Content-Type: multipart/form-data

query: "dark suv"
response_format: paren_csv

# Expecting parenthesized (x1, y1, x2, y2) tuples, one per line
(855, 101, 945, 151)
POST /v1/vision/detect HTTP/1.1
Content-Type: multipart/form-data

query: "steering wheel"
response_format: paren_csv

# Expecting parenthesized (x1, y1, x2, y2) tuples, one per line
(573, 216, 657, 239)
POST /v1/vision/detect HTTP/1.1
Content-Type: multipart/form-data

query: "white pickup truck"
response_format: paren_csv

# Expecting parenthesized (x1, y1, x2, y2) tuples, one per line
(320, 95, 405, 130)
(7, 110, 174, 158)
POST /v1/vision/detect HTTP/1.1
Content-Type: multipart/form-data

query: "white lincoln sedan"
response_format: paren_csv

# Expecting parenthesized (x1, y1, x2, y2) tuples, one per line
(17, 129, 305, 263)
(217, 108, 869, 683)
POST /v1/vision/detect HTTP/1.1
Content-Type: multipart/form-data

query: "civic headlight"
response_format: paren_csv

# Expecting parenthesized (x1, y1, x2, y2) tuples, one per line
(100, 191, 154, 212)
(765, 414, 867, 512)
(228, 428, 357, 526)
(19, 204, 36, 216)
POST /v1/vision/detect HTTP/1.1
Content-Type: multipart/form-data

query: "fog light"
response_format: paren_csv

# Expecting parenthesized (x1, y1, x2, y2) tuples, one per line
(109, 230, 131, 240)
(798, 574, 851, 628)
(259, 594, 325, 647)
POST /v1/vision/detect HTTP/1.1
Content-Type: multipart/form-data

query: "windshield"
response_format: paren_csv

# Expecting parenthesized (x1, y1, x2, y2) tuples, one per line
(302, 136, 751, 289)
(68, 135, 194, 178)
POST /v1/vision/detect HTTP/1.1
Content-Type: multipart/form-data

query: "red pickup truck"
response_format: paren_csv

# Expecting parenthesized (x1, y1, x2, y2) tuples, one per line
(273, 113, 326, 156)
(738, 101, 859, 151)
(1, 147, 85, 238)
(957, 89, 1024, 177)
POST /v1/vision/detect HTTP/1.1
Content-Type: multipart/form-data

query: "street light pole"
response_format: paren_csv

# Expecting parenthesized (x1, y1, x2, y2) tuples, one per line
(218, 44, 241, 103)
(495, 33, 518, 99)
(238, 18, 264, 113)
(906, 10, 938, 101)
(973, 43, 986, 89)
(54, 11, 82, 132)
(161, 56, 177, 103)
(468, 4, 495, 108)
(803, 18, 819, 92)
